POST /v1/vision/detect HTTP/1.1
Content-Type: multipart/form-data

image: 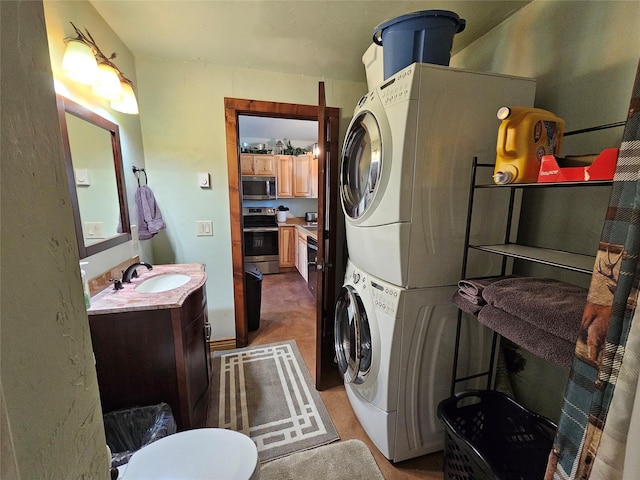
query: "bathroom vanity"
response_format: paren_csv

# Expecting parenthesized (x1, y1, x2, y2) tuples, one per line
(87, 263, 211, 431)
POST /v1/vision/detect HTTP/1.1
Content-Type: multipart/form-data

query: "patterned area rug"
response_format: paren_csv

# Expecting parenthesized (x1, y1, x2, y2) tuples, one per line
(209, 340, 339, 462)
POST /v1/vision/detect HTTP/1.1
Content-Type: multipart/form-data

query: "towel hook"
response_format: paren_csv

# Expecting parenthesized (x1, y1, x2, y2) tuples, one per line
(132, 165, 148, 186)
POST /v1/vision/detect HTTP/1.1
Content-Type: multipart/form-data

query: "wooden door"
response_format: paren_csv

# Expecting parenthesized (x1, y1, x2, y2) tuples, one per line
(224, 96, 340, 391)
(315, 82, 341, 390)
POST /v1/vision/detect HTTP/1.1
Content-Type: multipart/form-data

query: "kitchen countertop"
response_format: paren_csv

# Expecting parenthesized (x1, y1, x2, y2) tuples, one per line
(277, 217, 318, 240)
(87, 263, 207, 315)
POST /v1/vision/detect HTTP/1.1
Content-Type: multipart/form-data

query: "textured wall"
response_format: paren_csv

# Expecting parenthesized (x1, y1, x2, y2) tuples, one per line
(1, 1, 108, 478)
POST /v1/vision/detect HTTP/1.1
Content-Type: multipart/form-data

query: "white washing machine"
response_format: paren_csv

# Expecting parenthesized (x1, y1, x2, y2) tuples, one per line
(334, 259, 492, 462)
(340, 63, 536, 288)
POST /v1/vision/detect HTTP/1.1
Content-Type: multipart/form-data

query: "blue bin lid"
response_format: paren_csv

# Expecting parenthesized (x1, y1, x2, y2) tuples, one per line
(373, 10, 466, 45)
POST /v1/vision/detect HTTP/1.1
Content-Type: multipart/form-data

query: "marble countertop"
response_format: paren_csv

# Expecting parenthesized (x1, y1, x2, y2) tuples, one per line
(87, 263, 207, 315)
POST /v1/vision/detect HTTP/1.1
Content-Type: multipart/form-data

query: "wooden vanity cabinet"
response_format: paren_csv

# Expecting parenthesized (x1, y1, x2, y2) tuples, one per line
(88, 285, 211, 431)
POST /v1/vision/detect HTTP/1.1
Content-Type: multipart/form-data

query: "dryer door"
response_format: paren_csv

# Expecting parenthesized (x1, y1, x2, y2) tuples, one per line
(334, 285, 372, 384)
(340, 111, 382, 220)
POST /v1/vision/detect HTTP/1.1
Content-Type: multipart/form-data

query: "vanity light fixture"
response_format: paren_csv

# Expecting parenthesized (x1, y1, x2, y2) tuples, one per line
(61, 39, 99, 85)
(93, 63, 123, 101)
(62, 22, 139, 114)
(111, 79, 139, 115)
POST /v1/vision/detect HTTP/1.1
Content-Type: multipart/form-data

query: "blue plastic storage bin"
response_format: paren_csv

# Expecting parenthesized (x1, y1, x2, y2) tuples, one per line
(373, 10, 466, 79)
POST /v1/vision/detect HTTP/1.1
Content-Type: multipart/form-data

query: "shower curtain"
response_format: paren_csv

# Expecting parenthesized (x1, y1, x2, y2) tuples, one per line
(546, 59, 640, 480)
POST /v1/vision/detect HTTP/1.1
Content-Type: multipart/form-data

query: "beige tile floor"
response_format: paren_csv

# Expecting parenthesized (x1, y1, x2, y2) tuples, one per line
(246, 271, 445, 480)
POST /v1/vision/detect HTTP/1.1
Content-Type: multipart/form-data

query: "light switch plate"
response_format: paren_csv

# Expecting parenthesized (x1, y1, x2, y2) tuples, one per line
(196, 220, 213, 236)
(198, 172, 210, 188)
(76, 169, 91, 186)
(84, 221, 104, 239)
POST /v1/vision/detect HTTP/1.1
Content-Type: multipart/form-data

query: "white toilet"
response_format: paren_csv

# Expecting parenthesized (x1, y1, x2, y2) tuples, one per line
(118, 428, 260, 479)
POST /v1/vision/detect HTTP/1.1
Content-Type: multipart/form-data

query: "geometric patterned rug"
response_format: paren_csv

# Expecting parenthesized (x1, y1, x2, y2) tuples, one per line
(209, 340, 340, 462)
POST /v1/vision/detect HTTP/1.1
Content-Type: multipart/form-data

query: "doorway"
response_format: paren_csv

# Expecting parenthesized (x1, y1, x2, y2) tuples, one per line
(224, 95, 341, 389)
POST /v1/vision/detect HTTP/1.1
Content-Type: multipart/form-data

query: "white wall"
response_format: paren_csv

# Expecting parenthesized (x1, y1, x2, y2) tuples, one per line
(452, 0, 639, 152)
(1, 1, 108, 477)
(135, 58, 365, 338)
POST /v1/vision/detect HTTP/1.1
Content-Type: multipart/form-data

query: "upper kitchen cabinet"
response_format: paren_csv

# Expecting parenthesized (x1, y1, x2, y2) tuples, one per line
(293, 153, 318, 198)
(276, 155, 294, 197)
(241, 154, 276, 176)
(277, 153, 317, 198)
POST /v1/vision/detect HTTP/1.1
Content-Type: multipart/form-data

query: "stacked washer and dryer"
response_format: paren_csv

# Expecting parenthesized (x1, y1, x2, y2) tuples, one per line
(334, 62, 536, 462)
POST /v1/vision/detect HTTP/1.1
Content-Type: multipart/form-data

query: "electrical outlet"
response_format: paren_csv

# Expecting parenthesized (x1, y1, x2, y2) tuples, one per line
(196, 220, 213, 236)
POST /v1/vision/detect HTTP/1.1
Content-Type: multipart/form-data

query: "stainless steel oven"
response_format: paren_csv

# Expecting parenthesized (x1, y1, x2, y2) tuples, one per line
(242, 176, 277, 201)
(243, 207, 279, 274)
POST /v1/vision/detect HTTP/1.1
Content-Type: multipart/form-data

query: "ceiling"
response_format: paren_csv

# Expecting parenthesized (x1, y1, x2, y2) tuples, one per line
(89, 0, 532, 84)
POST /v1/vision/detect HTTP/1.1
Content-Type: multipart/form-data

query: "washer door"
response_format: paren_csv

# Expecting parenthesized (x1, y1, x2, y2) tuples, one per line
(334, 285, 372, 385)
(340, 111, 383, 220)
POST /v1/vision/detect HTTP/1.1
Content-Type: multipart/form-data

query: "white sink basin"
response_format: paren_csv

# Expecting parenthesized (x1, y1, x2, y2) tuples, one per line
(135, 274, 191, 293)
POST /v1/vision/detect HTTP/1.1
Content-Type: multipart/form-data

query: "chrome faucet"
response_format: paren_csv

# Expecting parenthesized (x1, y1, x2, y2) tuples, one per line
(122, 261, 153, 283)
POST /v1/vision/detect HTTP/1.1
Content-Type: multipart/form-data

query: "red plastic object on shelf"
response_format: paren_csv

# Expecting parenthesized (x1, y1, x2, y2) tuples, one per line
(537, 148, 618, 182)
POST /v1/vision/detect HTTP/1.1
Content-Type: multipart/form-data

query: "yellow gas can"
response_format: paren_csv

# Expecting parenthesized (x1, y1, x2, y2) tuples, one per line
(493, 106, 565, 184)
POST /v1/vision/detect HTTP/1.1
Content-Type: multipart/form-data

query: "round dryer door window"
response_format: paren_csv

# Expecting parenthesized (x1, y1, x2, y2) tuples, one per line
(340, 111, 382, 220)
(334, 285, 372, 384)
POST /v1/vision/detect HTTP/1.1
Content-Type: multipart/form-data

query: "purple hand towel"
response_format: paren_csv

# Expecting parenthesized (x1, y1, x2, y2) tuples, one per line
(136, 185, 166, 240)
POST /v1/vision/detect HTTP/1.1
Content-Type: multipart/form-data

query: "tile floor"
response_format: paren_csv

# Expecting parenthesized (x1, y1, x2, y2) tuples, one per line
(246, 271, 445, 480)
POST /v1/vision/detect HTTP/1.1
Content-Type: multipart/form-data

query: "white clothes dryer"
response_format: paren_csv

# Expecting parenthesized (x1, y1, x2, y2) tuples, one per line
(334, 259, 492, 462)
(340, 63, 536, 288)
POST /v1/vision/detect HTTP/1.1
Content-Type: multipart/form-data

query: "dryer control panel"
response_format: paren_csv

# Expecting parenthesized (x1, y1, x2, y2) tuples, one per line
(379, 66, 415, 107)
(370, 279, 400, 317)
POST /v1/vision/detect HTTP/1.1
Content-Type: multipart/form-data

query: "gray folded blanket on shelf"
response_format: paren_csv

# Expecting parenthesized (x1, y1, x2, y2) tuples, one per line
(477, 305, 576, 370)
(481, 277, 586, 343)
(456, 275, 517, 306)
(452, 276, 587, 370)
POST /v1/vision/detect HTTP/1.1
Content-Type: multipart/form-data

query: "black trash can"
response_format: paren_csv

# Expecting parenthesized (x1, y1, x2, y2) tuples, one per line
(103, 403, 177, 468)
(245, 264, 263, 331)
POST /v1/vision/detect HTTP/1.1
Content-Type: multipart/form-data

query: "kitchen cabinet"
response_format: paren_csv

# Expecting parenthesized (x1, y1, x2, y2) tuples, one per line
(88, 284, 211, 431)
(241, 154, 276, 176)
(296, 227, 308, 281)
(293, 153, 316, 198)
(278, 225, 296, 267)
(276, 155, 293, 198)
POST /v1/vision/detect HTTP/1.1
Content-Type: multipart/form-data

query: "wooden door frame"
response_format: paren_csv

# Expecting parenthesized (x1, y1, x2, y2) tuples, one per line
(224, 97, 339, 348)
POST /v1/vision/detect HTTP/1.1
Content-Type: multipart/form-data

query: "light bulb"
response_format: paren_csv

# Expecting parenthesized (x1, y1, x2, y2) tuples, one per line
(62, 40, 99, 85)
(92, 63, 124, 101)
(111, 81, 139, 115)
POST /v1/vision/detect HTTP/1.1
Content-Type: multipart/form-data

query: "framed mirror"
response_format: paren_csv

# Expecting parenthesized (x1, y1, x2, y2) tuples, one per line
(56, 95, 131, 258)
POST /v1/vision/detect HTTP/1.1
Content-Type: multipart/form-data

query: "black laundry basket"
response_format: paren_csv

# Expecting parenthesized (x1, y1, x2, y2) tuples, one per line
(103, 403, 177, 467)
(245, 264, 263, 331)
(437, 390, 557, 480)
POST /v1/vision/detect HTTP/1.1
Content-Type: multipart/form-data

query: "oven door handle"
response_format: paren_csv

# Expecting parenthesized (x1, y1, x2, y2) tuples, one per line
(243, 227, 279, 232)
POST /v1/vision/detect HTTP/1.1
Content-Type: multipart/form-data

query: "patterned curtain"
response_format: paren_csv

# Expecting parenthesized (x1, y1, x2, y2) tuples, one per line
(546, 59, 640, 479)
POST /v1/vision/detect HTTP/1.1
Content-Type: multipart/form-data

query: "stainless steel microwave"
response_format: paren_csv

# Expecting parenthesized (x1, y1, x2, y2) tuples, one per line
(242, 175, 277, 200)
